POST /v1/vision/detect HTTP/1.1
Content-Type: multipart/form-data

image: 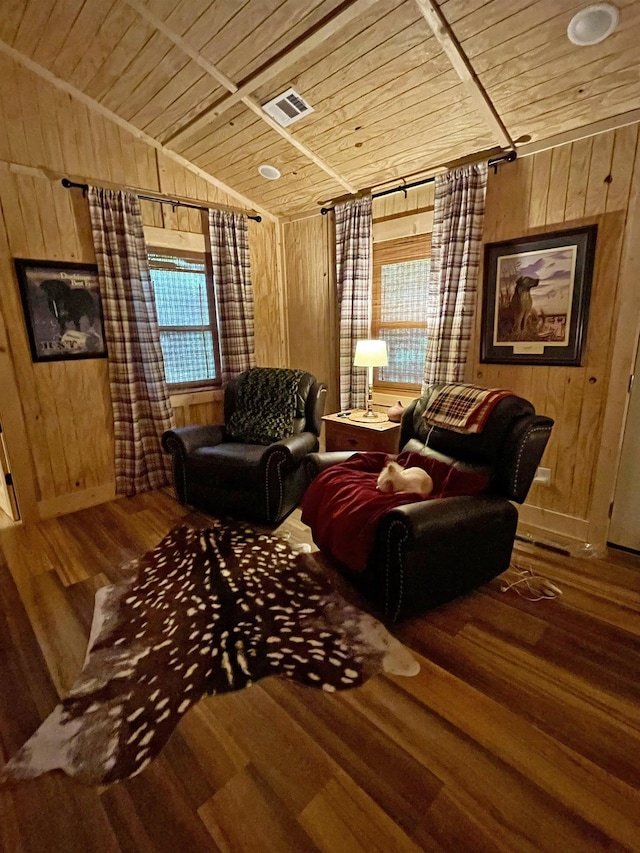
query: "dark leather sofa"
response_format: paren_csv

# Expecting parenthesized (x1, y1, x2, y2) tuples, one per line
(303, 385, 553, 622)
(162, 369, 326, 525)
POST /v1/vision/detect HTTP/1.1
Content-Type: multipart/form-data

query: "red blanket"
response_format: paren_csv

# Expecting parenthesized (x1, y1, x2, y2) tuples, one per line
(301, 452, 490, 574)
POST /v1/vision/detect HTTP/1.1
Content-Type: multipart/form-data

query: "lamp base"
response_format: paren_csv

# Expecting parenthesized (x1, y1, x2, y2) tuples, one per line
(348, 410, 389, 424)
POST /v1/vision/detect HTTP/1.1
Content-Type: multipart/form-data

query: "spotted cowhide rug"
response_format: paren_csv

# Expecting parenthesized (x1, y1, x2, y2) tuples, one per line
(1, 520, 418, 786)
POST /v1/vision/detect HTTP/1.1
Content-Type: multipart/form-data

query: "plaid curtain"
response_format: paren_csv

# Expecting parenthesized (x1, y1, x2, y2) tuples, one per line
(336, 195, 372, 411)
(423, 163, 487, 390)
(88, 187, 175, 496)
(208, 209, 255, 385)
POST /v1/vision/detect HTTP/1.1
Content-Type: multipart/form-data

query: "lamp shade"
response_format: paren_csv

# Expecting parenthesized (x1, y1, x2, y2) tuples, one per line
(353, 339, 388, 368)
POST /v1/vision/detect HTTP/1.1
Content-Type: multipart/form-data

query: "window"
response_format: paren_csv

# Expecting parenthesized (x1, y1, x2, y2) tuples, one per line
(148, 249, 221, 390)
(372, 233, 432, 391)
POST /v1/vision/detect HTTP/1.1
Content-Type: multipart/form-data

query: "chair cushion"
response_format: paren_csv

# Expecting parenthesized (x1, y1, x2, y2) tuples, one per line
(187, 443, 269, 489)
(226, 368, 307, 445)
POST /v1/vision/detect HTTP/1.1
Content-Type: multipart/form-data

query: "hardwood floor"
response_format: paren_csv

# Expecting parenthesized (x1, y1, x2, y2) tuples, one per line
(1, 489, 639, 853)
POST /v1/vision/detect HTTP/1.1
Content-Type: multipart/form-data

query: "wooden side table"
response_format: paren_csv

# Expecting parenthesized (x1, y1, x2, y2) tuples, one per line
(322, 412, 401, 454)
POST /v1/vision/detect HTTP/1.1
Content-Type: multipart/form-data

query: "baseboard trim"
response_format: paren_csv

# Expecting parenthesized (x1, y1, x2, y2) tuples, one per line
(38, 483, 116, 519)
(518, 503, 589, 541)
(517, 504, 605, 558)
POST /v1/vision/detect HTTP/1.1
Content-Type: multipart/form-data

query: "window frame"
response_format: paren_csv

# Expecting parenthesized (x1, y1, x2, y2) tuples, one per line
(148, 246, 222, 393)
(371, 233, 432, 394)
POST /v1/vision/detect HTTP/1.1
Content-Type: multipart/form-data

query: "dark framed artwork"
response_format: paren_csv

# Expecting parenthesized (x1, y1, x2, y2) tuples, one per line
(480, 225, 597, 366)
(15, 259, 107, 363)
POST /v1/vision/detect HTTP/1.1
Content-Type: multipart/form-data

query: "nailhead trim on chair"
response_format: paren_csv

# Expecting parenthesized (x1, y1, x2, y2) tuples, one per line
(164, 436, 189, 504)
(384, 519, 409, 621)
(265, 450, 287, 521)
(512, 425, 552, 497)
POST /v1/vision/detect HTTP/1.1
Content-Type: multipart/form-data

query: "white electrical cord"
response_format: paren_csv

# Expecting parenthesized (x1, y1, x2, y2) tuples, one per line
(500, 562, 563, 602)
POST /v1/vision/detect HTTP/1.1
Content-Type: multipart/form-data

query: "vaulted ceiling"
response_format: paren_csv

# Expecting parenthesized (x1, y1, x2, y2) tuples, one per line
(2, 0, 640, 216)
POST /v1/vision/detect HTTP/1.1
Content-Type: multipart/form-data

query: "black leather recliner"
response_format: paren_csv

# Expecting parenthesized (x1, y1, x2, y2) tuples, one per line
(303, 385, 553, 622)
(162, 369, 326, 524)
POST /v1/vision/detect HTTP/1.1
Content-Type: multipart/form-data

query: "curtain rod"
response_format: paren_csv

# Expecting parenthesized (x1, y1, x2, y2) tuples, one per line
(319, 150, 517, 215)
(61, 179, 262, 222)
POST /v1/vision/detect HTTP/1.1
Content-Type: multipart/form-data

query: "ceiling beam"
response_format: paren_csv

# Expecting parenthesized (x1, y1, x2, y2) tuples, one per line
(0, 39, 277, 221)
(413, 0, 514, 151)
(161, 0, 380, 145)
(124, 0, 239, 95)
(124, 0, 363, 193)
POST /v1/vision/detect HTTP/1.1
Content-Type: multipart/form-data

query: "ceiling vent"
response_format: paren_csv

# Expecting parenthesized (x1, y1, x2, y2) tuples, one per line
(261, 87, 314, 127)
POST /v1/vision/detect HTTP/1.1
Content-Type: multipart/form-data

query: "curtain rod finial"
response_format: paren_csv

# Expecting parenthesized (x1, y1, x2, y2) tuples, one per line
(61, 177, 89, 196)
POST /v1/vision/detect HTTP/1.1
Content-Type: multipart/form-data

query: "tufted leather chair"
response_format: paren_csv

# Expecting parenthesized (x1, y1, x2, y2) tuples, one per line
(303, 385, 553, 622)
(162, 369, 326, 525)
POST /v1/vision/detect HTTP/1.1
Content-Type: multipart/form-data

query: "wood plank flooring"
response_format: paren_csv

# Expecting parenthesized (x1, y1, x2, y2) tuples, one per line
(1, 489, 639, 853)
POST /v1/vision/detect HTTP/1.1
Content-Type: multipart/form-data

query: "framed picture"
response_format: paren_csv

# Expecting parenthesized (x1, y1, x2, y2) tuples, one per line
(15, 259, 107, 363)
(480, 225, 597, 366)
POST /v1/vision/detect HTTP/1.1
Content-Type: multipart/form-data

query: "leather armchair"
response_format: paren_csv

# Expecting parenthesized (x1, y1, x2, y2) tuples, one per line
(162, 369, 326, 524)
(303, 386, 553, 622)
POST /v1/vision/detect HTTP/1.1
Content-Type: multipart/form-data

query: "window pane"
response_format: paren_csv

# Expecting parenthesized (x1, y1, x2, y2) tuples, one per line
(381, 259, 430, 323)
(148, 249, 220, 387)
(377, 328, 428, 386)
(160, 331, 217, 385)
(149, 253, 209, 328)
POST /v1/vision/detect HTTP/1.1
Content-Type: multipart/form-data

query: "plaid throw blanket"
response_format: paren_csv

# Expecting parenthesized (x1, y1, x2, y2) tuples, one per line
(423, 384, 512, 434)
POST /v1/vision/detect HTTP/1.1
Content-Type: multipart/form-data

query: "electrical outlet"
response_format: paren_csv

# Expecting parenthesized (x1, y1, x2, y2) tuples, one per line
(533, 466, 551, 486)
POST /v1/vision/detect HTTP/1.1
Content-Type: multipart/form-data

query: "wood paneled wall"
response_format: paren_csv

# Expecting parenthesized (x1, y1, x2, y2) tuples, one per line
(282, 137, 640, 549)
(471, 126, 640, 548)
(372, 182, 435, 229)
(282, 213, 338, 412)
(0, 53, 283, 522)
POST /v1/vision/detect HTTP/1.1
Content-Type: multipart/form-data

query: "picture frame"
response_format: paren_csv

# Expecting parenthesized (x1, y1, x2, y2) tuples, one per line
(15, 259, 107, 363)
(480, 225, 597, 366)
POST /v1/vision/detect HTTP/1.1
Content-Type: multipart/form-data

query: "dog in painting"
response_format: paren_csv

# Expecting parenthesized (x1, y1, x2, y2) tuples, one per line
(376, 461, 434, 496)
(509, 275, 539, 335)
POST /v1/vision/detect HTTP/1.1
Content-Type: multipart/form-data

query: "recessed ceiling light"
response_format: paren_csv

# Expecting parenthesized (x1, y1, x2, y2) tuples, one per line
(567, 3, 619, 45)
(258, 164, 281, 180)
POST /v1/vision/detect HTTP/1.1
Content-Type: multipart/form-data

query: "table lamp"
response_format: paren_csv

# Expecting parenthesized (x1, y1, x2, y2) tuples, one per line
(353, 338, 388, 420)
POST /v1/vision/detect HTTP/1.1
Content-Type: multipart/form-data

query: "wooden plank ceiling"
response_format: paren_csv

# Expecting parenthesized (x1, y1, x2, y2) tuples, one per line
(2, 0, 640, 216)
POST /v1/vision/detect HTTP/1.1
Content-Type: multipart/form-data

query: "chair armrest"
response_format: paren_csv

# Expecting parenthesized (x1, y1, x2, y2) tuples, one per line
(270, 432, 319, 463)
(161, 425, 225, 456)
(303, 450, 358, 480)
(380, 494, 514, 540)
(373, 495, 518, 621)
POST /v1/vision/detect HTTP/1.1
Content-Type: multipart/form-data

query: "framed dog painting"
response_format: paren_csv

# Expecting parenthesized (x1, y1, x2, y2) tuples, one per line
(480, 225, 597, 366)
(15, 259, 107, 363)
